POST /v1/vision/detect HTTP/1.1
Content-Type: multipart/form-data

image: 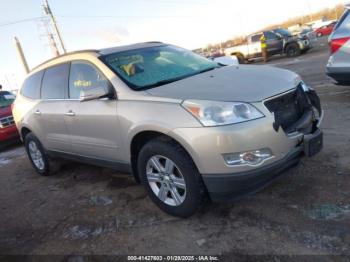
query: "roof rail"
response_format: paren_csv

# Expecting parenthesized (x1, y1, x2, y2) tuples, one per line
(31, 49, 99, 72)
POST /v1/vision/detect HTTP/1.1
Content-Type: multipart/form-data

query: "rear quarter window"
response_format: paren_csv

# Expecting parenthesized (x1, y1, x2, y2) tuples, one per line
(41, 63, 70, 100)
(21, 71, 44, 99)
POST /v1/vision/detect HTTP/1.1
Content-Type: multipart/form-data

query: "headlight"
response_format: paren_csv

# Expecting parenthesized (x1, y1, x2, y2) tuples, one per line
(300, 80, 313, 92)
(181, 100, 264, 127)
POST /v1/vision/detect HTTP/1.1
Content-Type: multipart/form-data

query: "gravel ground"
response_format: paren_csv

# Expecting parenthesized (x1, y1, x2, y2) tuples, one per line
(0, 38, 349, 260)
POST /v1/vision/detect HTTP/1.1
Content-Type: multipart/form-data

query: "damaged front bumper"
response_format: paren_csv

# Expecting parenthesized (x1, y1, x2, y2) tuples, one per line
(200, 83, 323, 201)
(202, 126, 323, 202)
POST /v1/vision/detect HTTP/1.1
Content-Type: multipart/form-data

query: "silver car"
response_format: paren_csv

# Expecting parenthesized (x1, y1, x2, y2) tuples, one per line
(326, 5, 350, 85)
(13, 42, 323, 217)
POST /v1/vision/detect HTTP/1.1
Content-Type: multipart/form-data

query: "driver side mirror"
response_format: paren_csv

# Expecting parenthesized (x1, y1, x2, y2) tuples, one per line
(79, 85, 113, 102)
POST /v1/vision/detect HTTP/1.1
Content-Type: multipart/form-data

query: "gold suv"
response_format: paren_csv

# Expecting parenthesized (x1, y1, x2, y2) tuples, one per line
(13, 42, 323, 217)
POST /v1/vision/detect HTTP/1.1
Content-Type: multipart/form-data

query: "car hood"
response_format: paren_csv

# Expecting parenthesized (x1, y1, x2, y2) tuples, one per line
(0, 106, 12, 119)
(146, 65, 300, 102)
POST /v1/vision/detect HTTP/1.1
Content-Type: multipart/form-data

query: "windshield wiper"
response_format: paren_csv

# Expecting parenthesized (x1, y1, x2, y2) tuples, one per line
(143, 75, 190, 89)
(197, 67, 217, 74)
(143, 67, 218, 89)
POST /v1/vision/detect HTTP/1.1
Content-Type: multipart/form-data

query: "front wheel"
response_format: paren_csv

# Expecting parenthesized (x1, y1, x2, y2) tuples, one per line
(285, 44, 301, 57)
(137, 138, 207, 217)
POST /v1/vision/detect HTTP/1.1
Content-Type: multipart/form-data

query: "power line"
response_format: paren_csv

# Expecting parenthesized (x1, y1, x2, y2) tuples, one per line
(57, 15, 203, 19)
(0, 17, 43, 27)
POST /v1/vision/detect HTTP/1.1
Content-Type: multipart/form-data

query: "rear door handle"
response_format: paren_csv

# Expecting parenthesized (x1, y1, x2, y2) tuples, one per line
(65, 110, 75, 117)
(34, 110, 41, 115)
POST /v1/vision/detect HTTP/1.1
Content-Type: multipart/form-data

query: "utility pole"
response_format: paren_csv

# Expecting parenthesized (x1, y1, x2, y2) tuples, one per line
(43, 0, 66, 53)
(41, 17, 60, 57)
(307, 1, 313, 22)
(14, 37, 29, 74)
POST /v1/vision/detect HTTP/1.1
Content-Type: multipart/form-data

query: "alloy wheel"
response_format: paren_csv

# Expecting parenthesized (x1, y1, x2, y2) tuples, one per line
(28, 141, 45, 170)
(146, 155, 186, 206)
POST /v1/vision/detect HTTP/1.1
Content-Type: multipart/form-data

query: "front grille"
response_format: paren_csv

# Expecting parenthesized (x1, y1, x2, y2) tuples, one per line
(0, 115, 15, 128)
(264, 85, 313, 133)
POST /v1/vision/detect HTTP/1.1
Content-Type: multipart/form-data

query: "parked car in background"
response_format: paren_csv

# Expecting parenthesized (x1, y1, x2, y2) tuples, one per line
(13, 42, 323, 217)
(0, 91, 19, 144)
(225, 29, 311, 63)
(289, 26, 318, 48)
(326, 6, 350, 85)
(315, 21, 337, 37)
(272, 28, 313, 54)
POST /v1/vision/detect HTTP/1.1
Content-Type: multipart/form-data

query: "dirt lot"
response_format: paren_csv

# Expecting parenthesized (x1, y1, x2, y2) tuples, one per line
(1, 38, 350, 259)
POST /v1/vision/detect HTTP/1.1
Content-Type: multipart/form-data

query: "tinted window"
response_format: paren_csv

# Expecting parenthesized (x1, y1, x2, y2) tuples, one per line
(41, 63, 69, 99)
(69, 62, 109, 99)
(21, 71, 43, 99)
(264, 31, 279, 40)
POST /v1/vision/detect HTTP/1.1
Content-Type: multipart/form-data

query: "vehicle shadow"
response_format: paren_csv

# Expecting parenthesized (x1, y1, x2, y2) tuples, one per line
(0, 140, 22, 153)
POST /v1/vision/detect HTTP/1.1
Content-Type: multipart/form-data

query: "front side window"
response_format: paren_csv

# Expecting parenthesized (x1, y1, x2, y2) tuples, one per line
(41, 63, 69, 100)
(101, 45, 218, 90)
(21, 71, 44, 99)
(69, 62, 109, 99)
(0, 91, 16, 108)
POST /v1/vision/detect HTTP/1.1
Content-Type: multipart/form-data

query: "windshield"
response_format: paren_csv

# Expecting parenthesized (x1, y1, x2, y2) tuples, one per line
(0, 91, 15, 108)
(101, 45, 218, 90)
(274, 28, 292, 37)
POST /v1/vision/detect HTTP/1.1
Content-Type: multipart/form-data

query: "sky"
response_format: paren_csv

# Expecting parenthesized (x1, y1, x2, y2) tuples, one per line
(0, 0, 348, 90)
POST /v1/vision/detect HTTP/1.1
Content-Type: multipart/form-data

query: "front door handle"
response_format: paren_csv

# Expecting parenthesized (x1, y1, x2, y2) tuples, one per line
(34, 110, 41, 115)
(65, 110, 75, 117)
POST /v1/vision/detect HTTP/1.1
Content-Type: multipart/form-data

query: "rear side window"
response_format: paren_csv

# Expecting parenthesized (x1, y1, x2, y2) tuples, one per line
(251, 34, 263, 42)
(21, 71, 44, 99)
(41, 63, 69, 99)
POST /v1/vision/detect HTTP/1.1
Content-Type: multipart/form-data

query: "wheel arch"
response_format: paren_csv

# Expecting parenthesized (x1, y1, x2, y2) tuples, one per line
(129, 130, 199, 183)
(284, 41, 299, 52)
(21, 126, 33, 141)
(230, 52, 245, 63)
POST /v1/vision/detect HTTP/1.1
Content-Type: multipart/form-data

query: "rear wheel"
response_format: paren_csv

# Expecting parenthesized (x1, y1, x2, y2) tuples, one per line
(285, 43, 301, 57)
(137, 138, 207, 217)
(235, 53, 246, 64)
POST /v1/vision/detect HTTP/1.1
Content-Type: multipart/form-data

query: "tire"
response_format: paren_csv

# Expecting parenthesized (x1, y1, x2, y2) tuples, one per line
(285, 43, 301, 57)
(24, 133, 58, 176)
(235, 53, 246, 64)
(300, 48, 309, 55)
(137, 137, 207, 218)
